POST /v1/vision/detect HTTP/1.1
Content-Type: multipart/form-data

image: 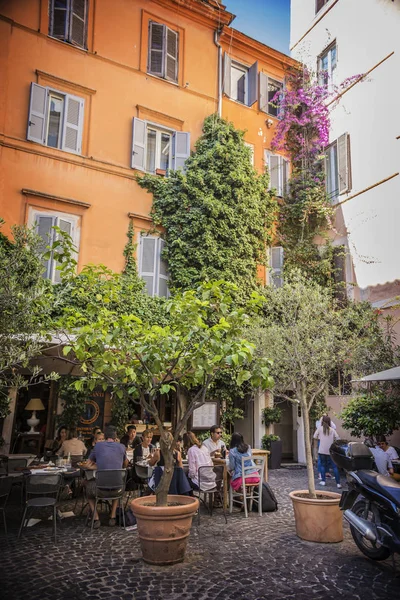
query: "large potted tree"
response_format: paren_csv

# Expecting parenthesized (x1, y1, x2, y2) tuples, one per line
(60, 279, 272, 564)
(252, 273, 394, 543)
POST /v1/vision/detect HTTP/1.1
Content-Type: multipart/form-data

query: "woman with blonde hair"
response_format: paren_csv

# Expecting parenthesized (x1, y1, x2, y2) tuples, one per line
(183, 431, 216, 491)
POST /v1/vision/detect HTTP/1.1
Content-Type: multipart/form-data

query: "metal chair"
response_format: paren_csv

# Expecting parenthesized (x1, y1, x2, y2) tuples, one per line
(0, 476, 13, 537)
(196, 465, 227, 525)
(7, 457, 28, 505)
(229, 455, 265, 518)
(134, 463, 153, 496)
(90, 469, 127, 532)
(18, 473, 63, 542)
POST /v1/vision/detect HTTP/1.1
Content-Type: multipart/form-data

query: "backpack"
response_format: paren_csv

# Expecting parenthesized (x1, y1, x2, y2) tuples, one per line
(116, 506, 137, 527)
(253, 482, 278, 512)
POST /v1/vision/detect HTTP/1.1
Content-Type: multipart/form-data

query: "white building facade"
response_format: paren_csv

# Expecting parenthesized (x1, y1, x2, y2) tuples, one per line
(291, 0, 400, 299)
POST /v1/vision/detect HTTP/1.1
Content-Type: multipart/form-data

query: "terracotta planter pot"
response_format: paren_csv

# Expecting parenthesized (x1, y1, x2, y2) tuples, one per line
(131, 494, 199, 565)
(289, 489, 343, 543)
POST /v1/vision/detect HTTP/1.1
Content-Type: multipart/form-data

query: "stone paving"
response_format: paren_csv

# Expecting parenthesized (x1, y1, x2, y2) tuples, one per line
(1, 467, 400, 600)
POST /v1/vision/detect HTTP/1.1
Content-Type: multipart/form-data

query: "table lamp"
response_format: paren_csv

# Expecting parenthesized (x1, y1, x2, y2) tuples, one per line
(25, 398, 45, 433)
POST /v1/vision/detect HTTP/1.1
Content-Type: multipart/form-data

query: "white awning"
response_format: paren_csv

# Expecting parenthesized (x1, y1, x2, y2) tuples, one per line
(355, 366, 400, 382)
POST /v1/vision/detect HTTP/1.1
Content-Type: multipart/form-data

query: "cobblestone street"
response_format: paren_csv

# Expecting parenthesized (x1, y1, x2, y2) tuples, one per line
(1, 468, 399, 600)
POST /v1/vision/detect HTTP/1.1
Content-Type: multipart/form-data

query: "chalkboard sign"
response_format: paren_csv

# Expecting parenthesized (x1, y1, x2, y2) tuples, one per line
(192, 402, 218, 430)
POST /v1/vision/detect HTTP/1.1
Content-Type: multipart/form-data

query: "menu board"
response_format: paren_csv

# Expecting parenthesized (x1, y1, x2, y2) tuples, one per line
(192, 402, 218, 429)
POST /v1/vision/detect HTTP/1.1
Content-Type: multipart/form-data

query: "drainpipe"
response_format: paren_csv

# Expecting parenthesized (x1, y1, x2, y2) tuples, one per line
(214, 28, 223, 117)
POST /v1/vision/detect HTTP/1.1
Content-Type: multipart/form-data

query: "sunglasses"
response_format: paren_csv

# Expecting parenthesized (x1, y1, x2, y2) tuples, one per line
(215, 431, 222, 435)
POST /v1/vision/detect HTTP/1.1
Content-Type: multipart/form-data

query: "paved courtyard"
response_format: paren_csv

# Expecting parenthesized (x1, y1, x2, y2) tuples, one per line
(1, 467, 399, 600)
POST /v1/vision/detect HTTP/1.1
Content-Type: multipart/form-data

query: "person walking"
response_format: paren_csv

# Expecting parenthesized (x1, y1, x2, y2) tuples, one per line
(313, 416, 341, 488)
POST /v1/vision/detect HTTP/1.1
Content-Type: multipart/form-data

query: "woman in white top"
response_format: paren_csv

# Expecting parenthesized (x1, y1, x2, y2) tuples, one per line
(313, 416, 341, 488)
(183, 432, 216, 491)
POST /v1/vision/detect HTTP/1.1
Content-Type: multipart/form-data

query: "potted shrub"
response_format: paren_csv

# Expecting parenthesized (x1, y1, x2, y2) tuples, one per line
(261, 434, 282, 470)
(61, 279, 272, 563)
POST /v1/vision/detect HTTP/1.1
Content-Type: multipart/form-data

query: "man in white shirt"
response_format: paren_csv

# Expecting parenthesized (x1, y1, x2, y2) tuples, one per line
(202, 425, 226, 457)
(369, 444, 394, 477)
(376, 435, 399, 461)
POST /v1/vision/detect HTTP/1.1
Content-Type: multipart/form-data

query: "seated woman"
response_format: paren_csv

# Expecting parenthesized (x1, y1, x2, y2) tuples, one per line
(150, 432, 192, 496)
(228, 432, 260, 492)
(57, 427, 87, 458)
(52, 425, 68, 454)
(183, 431, 216, 491)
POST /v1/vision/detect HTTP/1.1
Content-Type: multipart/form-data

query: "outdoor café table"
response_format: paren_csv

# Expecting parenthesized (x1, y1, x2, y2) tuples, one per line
(252, 449, 270, 482)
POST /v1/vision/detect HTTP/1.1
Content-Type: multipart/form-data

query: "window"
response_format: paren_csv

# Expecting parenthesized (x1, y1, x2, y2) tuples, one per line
(316, 0, 329, 14)
(29, 210, 79, 283)
(223, 54, 258, 107)
(139, 236, 169, 297)
(132, 118, 190, 173)
(324, 133, 351, 202)
(318, 42, 337, 89)
(265, 151, 289, 197)
(148, 21, 179, 83)
(259, 73, 283, 117)
(269, 247, 284, 288)
(27, 83, 84, 155)
(49, 0, 88, 49)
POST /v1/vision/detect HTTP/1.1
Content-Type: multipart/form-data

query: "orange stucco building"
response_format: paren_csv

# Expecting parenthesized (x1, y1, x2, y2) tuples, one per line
(0, 0, 293, 290)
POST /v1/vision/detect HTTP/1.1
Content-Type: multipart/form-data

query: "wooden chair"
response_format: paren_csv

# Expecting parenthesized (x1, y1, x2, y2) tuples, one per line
(229, 455, 265, 518)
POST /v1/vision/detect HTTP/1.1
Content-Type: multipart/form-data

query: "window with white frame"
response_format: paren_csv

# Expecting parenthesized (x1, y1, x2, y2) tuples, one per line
(132, 118, 190, 173)
(148, 21, 179, 83)
(28, 209, 80, 283)
(265, 151, 289, 197)
(244, 142, 255, 166)
(324, 133, 351, 202)
(269, 247, 284, 288)
(49, 0, 88, 49)
(223, 54, 258, 107)
(139, 236, 169, 297)
(27, 83, 84, 155)
(259, 73, 283, 117)
(318, 42, 337, 89)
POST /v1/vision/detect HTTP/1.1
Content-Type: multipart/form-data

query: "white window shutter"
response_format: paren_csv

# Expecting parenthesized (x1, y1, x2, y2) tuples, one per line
(223, 53, 232, 97)
(53, 218, 73, 283)
(259, 72, 268, 113)
(268, 153, 280, 193)
(282, 158, 289, 195)
(61, 93, 84, 154)
(270, 246, 284, 288)
(131, 117, 147, 171)
(172, 131, 190, 171)
(337, 133, 351, 194)
(247, 61, 258, 107)
(27, 83, 48, 145)
(139, 236, 157, 296)
(70, 0, 87, 48)
(157, 239, 169, 297)
(165, 27, 178, 82)
(36, 215, 56, 279)
(148, 22, 165, 77)
(49, 0, 68, 40)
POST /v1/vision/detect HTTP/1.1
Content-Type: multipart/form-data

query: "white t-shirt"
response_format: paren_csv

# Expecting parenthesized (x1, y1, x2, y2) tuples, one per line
(385, 446, 399, 461)
(313, 426, 339, 455)
(202, 437, 225, 455)
(369, 447, 393, 476)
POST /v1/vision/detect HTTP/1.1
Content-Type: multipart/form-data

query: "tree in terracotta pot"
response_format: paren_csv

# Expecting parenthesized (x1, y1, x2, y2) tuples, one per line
(250, 273, 394, 542)
(59, 278, 272, 562)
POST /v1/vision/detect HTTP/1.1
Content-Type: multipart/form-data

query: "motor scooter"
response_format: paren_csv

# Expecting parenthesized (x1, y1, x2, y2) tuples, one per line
(330, 441, 400, 561)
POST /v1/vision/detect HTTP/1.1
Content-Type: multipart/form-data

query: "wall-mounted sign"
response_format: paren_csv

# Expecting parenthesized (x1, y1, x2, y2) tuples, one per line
(192, 402, 218, 430)
(77, 389, 105, 439)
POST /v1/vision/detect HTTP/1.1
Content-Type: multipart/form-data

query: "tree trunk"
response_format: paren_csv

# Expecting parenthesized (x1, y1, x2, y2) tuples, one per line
(155, 436, 175, 506)
(299, 386, 316, 499)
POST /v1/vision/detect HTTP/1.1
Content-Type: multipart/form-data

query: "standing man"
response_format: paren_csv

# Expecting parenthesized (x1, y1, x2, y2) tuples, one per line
(84, 426, 128, 528)
(120, 425, 140, 449)
(202, 425, 226, 457)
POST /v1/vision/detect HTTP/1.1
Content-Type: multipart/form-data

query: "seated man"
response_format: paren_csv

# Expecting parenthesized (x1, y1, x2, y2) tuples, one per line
(120, 425, 140, 449)
(202, 425, 226, 458)
(369, 442, 394, 477)
(376, 435, 399, 461)
(84, 426, 129, 528)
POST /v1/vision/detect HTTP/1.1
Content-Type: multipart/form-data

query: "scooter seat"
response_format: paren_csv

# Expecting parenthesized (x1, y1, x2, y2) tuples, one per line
(357, 469, 400, 506)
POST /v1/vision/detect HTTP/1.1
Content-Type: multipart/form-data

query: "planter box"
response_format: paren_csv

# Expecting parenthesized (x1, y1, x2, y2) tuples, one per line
(268, 439, 282, 470)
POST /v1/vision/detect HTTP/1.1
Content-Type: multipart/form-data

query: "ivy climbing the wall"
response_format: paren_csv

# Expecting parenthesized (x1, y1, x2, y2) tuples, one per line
(137, 114, 277, 303)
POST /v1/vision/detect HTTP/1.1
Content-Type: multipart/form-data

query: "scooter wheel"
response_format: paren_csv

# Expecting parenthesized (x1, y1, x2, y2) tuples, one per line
(350, 500, 391, 561)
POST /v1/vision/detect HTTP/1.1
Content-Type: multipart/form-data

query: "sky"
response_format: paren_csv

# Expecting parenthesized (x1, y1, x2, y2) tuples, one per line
(225, 0, 291, 55)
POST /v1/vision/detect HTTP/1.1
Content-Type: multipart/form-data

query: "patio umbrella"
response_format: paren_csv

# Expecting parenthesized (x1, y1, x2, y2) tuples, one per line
(353, 366, 400, 382)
